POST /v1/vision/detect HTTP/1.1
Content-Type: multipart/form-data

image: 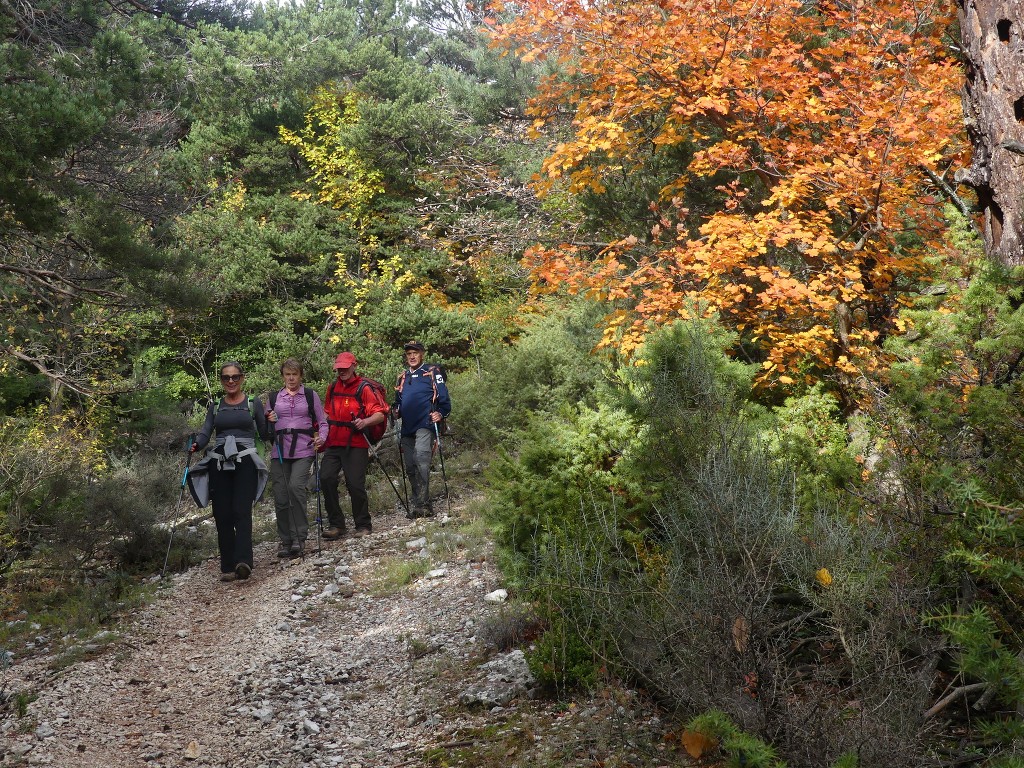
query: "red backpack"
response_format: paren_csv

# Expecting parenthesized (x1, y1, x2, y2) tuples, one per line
(325, 377, 389, 445)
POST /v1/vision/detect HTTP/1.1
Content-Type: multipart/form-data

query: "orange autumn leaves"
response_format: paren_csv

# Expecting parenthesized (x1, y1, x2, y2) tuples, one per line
(488, 0, 963, 384)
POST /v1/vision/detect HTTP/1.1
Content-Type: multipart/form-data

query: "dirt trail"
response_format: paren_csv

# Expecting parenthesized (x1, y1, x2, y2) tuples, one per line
(1, 505, 508, 768)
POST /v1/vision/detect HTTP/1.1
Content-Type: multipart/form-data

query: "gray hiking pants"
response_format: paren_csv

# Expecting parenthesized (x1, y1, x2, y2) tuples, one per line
(401, 428, 434, 513)
(270, 456, 312, 543)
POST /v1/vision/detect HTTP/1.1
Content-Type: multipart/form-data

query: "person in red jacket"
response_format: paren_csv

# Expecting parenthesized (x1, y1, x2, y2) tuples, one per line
(320, 352, 389, 539)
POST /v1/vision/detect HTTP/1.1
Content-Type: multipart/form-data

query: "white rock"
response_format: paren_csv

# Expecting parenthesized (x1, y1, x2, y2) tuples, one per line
(484, 589, 508, 603)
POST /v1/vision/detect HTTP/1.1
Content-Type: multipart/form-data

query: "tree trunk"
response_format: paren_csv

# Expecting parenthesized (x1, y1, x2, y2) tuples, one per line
(956, 0, 1024, 266)
(49, 377, 63, 416)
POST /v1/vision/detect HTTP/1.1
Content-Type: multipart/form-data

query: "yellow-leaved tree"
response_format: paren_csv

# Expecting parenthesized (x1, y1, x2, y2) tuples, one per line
(280, 85, 413, 326)
(488, 0, 964, 393)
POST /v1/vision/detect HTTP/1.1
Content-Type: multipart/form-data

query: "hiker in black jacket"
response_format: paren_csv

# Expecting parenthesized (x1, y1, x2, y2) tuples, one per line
(190, 362, 271, 582)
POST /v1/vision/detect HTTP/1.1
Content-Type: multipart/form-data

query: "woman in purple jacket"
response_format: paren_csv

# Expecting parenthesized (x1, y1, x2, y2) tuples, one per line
(266, 358, 328, 558)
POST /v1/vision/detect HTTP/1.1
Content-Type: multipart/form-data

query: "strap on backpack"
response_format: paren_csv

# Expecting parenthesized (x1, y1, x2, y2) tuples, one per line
(270, 389, 318, 458)
(395, 365, 441, 401)
(326, 380, 363, 448)
(327, 380, 385, 448)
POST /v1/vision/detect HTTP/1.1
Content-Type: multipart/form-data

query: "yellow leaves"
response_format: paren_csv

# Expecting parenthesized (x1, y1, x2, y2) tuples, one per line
(219, 182, 247, 213)
(815, 568, 833, 587)
(493, 0, 961, 390)
(21, 404, 109, 475)
(279, 86, 383, 221)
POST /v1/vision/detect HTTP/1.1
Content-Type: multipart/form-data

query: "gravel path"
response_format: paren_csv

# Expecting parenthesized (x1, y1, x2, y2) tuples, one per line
(1, 504, 516, 768)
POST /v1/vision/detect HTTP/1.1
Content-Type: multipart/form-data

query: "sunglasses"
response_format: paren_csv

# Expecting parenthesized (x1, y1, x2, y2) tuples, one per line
(220, 373, 243, 382)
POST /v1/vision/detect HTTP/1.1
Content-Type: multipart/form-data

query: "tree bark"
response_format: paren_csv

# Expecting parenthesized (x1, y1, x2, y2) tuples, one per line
(956, 0, 1024, 266)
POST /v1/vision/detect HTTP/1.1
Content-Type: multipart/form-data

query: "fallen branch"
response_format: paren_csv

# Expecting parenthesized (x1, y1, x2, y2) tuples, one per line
(923, 682, 989, 721)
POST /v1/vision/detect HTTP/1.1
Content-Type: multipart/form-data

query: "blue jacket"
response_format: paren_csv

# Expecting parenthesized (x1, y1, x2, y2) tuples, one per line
(393, 364, 451, 436)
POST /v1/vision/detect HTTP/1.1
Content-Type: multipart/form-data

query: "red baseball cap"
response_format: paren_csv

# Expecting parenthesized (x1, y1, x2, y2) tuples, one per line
(334, 352, 357, 369)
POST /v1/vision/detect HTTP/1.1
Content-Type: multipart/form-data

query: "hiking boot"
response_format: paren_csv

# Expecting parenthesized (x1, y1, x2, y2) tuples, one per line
(289, 541, 303, 558)
(219, 571, 237, 582)
(277, 542, 292, 558)
(235, 562, 252, 580)
(323, 527, 345, 540)
(352, 527, 371, 539)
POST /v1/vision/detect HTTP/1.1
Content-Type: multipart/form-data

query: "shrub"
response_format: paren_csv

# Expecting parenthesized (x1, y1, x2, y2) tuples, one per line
(875, 256, 1024, 755)
(493, 320, 939, 766)
(455, 297, 608, 448)
(526, 614, 600, 693)
(478, 602, 545, 652)
(485, 401, 637, 586)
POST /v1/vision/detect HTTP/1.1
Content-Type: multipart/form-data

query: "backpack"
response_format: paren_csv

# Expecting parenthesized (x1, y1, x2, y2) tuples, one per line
(206, 396, 269, 455)
(395, 363, 447, 399)
(326, 377, 389, 445)
(210, 396, 257, 426)
(268, 388, 318, 458)
(395, 363, 449, 433)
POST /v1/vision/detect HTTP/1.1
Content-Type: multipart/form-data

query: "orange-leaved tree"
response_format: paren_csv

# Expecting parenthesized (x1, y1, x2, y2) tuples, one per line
(487, 0, 964, 390)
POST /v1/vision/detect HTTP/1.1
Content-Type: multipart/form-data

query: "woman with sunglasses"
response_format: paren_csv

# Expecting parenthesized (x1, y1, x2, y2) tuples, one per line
(191, 362, 270, 582)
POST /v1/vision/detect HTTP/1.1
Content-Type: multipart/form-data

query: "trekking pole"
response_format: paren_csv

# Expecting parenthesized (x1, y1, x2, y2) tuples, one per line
(432, 418, 452, 515)
(368, 441, 411, 516)
(395, 432, 411, 514)
(354, 420, 410, 516)
(313, 451, 323, 555)
(161, 435, 196, 579)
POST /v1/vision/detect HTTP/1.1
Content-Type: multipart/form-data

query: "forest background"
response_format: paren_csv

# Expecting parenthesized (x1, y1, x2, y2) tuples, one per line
(2, 0, 1024, 765)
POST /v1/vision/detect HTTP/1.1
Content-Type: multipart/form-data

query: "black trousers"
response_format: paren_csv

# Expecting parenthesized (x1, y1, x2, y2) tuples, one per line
(209, 457, 257, 573)
(319, 446, 372, 531)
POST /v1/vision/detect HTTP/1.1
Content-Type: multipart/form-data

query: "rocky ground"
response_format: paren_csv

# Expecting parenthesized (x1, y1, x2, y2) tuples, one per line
(0, 500, 686, 768)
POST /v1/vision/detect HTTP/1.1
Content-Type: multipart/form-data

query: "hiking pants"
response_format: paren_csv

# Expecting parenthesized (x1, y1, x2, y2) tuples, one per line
(401, 428, 435, 513)
(320, 446, 372, 531)
(209, 456, 257, 574)
(270, 456, 312, 544)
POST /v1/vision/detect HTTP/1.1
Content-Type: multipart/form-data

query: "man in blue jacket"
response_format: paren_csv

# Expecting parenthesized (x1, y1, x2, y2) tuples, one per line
(393, 340, 451, 518)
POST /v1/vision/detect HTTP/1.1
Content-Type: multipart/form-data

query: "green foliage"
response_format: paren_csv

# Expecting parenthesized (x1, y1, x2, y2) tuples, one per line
(0, 3, 201, 400)
(613, 317, 761, 502)
(928, 607, 1024, 712)
(526, 615, 599, 693)
(768, 385, 864, 512)
(0, 373, 47, 413)
(878, 254, 1024, 753)
(883, 258, 1024, 503)
(987, 759, 1024, 768)
(688, 710, 784, 768)
(483, 319, 937, 766)
(485, 400, 637, 584)
(457, 298, 608, 446)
